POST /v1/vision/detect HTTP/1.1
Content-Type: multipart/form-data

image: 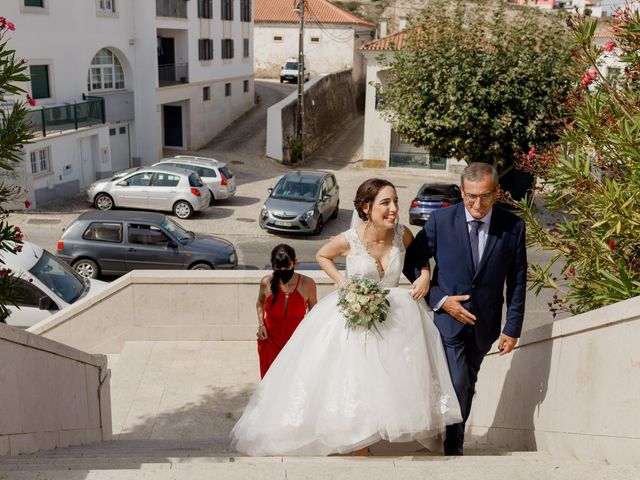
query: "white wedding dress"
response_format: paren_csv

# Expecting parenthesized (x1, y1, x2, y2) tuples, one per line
(231, 225, 462, 456)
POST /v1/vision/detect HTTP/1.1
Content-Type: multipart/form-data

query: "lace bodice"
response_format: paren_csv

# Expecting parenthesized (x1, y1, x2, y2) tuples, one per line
(344, 224, 405, 288)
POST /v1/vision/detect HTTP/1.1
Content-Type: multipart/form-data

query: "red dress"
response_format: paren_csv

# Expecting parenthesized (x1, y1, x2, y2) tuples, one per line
(258, 275, 306, 378)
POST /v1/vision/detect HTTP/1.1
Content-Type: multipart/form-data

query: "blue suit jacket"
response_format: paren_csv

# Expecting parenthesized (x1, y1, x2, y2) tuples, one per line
(403, 203, 527, 350)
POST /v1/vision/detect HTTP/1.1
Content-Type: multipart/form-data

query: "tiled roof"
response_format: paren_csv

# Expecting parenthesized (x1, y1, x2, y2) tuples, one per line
(361, 30, 407, 51)
(254, 0, 375, 27)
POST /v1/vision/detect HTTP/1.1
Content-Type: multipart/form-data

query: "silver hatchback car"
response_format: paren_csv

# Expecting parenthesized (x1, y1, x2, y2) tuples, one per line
(87, 166, 210, 219)
(153, 155, 236, 204)
(259, 171, 339, 235)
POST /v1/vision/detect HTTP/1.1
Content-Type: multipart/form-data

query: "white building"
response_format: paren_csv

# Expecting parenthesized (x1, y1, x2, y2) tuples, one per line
(253, 0, 375, 81)
(360, 31, 465, 173)
(4, 0, 254, 207)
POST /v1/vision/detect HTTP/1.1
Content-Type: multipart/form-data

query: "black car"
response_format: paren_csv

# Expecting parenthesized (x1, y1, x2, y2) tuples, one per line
(408, 184, 462, 225)
(56, 211, 237, 278)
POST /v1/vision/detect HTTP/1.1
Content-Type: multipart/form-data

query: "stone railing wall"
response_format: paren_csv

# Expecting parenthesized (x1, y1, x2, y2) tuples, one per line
(27, 270, 640, 464)
(0, 324, 111, 455)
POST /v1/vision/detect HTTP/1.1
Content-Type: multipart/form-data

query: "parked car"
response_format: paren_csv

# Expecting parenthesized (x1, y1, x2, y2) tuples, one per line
(56, 211, 237, 278)
(1, 241, 107, 328)
(259, 171, 339, 235)
(280, 57, 309, 83)
(408, 183, 462, 225)
(86, 166, 210, 219)
(153, 155, 236, 204)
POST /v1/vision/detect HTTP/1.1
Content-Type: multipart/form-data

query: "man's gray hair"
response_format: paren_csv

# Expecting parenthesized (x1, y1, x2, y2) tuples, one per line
(461, 162, 499, 189)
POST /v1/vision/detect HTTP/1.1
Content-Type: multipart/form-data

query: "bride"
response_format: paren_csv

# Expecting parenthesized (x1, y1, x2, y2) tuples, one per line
(231, 178, 461, 456)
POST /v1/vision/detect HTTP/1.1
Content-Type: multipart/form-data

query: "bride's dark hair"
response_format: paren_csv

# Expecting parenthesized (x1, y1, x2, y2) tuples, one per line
(270, 244, 296, 306)
(353, 178, 396, 221)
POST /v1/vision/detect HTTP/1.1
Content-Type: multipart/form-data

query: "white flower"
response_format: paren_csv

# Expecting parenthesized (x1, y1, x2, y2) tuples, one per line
(345, 292, 357, 303)
(352, 303, 362, 313)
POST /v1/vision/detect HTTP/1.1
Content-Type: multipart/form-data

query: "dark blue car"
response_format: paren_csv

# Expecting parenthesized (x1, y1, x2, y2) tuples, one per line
(408, 184, 462, 226)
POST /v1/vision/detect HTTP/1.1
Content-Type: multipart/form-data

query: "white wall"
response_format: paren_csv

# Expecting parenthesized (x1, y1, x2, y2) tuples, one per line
(362, 51, 392, 166)
(0, 324, 111, 456)
(254, 23, 373, 79)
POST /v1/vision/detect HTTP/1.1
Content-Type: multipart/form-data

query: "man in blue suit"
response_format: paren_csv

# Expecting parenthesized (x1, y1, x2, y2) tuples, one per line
(404, 162, 527, 455)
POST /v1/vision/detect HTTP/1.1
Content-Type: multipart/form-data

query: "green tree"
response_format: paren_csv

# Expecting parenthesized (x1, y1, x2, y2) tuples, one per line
(379, 0, 578, 192)
(516, 9, 640, 314)
(0, 15, 32, 321)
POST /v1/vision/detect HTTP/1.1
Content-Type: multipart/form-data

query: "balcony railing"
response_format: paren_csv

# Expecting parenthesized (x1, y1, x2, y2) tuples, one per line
(26, 97, 105, 138)
(158, 63, 189, 86)
(156, 0, 187, 18)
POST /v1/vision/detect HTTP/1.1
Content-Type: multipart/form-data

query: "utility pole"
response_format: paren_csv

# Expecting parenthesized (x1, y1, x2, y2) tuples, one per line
(295, 0, 305, 162)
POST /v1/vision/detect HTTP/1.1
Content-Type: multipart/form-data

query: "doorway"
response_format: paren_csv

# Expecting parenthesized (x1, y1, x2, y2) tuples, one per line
(163, 105, 183, 148)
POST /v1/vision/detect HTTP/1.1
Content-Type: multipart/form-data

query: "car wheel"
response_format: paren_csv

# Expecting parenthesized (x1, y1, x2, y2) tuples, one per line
(173, 200, 194, 219)
(331, 201, 339, 219)
(94, 193, 114, 211)
(313, 215, 324, 235)
(73, 259, 99, 279)
(189, 262, 213, 270)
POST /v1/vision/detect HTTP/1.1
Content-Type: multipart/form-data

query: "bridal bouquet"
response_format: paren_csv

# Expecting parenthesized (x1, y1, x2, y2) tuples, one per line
(338, 275, 390, 333)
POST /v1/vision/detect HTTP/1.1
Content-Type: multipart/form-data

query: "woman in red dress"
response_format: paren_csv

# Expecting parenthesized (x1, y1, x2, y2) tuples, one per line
(256, 244, 317, 378)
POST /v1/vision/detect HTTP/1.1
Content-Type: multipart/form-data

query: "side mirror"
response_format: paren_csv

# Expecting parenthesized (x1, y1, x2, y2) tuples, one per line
(117, 180, 128, 187)
(167, 241, 179, 249)
(322, 194, 331, 202)
(267, 187, 273, 194)
(38, 296, 53, 311)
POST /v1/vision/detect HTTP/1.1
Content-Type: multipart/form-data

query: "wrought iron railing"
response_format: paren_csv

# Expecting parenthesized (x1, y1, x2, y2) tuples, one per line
(156, 0, 187, 18)
(26, 97, 105, 137)
(158, 63, 189, 86)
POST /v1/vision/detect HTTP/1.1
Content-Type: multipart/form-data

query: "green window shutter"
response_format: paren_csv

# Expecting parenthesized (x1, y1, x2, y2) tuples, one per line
(24, 0, 44, 6)
(30, 65, 50, 99)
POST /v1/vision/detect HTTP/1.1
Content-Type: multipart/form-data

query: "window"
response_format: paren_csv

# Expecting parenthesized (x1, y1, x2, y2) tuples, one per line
(30, 65, 50, 99)
(221, 0, 233, 20)
(198, 0, 212, 18)
(225, 83, 231, 97)
(119, 126, 126, 134)
(221, 39, 234, 59)
(123, 172, 153, 186)
(151, 173, 180, 187)
(29, 147, 51, 175)
(109, 128, 116, 136)
(243, 38, 249, 58)
(273, 35, 283, 42)
(82, 222, 123, 243)
(97, 0, 115, 13)
(13, 279, 54, 310)
(243, 80, 249, 92)
(310, 36, 320, 43)
(199, 39, 214, 61)
(87, 48, 125, 92)
(128, 224, 172, 247)
(240, 0, 251, 21)
(194, 166, 216, 178)
(24, 0, 44, 6)
(203, 86, 210, 101)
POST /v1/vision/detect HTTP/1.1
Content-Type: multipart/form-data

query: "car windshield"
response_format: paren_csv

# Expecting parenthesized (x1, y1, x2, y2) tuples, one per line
(161, 217, 192, 242)
(29, 250, 87, 304)
(420, 186, 449, 197)
(271, 179, 319, 202)
(284, 62, 298, 70)
(109, 168, 139, 182)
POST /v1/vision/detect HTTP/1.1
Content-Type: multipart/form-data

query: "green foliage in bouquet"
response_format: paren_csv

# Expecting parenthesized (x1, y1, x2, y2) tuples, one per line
(0, 16, 32, 321)
(378, 0, 578, 178)
(338, 275, 390, 333)
(516, 8, 640, 315)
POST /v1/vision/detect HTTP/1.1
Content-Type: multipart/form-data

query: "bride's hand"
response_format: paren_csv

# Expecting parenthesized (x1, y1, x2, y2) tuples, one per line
(410, 275, 430, 300)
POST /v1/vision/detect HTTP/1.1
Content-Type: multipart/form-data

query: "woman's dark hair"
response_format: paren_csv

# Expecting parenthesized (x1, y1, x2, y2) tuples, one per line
(353, 178, 396, 221)
(270, 244, 296, 306)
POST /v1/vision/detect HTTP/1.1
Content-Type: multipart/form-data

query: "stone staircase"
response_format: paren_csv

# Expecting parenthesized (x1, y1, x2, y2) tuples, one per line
(2, 340, 638, 479)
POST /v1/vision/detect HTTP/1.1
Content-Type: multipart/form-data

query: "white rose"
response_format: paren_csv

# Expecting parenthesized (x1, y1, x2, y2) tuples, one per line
(353, 303, 362, 313)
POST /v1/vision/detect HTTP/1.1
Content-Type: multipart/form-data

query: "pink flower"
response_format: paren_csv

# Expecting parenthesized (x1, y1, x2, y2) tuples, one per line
(14, 245, 23, 253)
(26, 95, 36, 107)
(608, 239, 616, 250)
(580, 69, 597, 88)
(613, 10, 621, 18)
(6, 22, 15, 31)
(24, 199, 31, 209)
(0, 17, 6, 28)
(0, 268, 12, 277)
(603, 41, 615, 53)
